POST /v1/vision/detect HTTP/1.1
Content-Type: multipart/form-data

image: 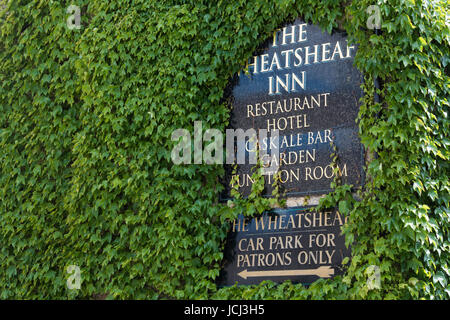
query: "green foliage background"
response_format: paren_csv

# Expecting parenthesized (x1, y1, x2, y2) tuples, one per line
(0, 0, 448, 299)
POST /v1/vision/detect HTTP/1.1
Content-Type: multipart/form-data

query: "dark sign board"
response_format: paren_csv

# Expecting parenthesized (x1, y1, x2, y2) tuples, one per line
(221, 19, 364, 199)
(218, 206, 350, 286)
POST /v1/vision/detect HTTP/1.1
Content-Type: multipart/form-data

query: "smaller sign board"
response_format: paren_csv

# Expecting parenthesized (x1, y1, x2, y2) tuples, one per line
(218, 206, 350, 286)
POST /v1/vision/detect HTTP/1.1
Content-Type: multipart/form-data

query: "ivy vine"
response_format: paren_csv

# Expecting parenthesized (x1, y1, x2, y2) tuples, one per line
(0, 0, 448, 299)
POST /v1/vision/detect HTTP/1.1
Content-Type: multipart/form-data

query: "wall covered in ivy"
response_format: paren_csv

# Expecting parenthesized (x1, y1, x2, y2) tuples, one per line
(0, 0, 448, 299)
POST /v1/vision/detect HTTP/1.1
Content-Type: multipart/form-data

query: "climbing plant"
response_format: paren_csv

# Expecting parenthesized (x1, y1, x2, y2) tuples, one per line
(0, 0, 448, 299)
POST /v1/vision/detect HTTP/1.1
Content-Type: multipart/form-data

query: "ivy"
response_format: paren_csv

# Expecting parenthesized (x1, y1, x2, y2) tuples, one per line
(0, 0, 448, 299)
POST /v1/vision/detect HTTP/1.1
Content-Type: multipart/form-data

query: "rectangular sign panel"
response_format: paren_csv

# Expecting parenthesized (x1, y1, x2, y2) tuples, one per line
(218, 207, 350, 286)
(221, 19, 364, 199)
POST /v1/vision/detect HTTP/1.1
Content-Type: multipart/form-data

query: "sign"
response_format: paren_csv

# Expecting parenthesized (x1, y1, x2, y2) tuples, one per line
(218, 207, 350, 286)
(221, 19, 364, 199)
